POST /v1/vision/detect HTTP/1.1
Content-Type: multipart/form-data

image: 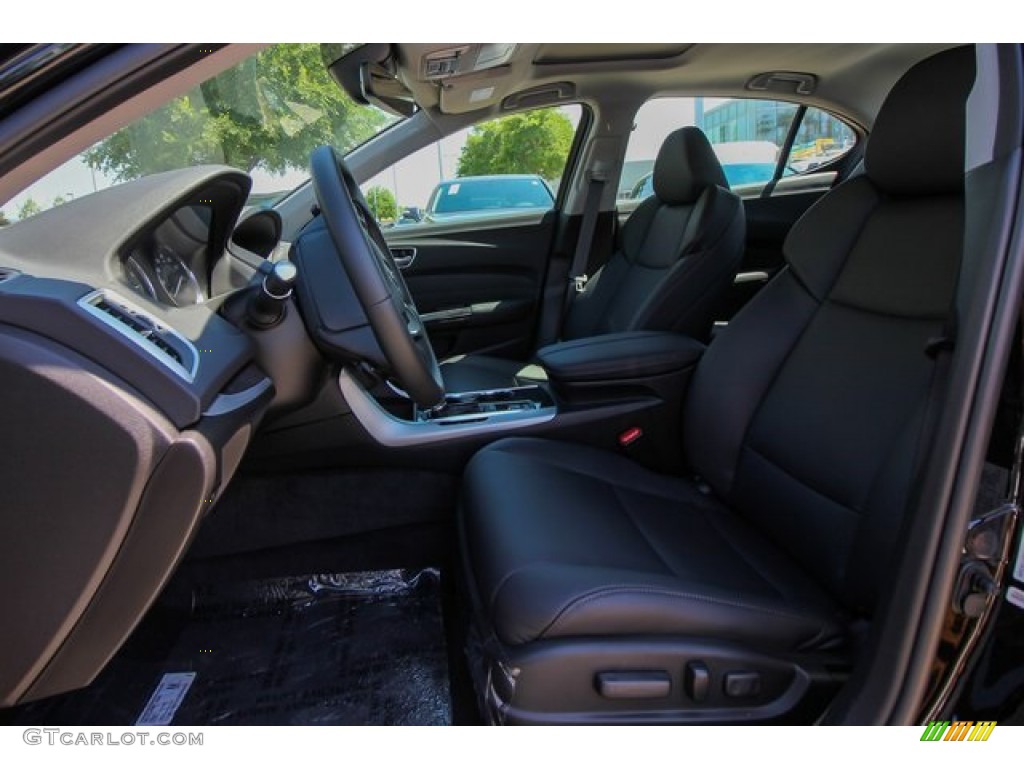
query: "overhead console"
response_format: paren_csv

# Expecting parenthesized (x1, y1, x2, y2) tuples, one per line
(420, 44, 518, 79)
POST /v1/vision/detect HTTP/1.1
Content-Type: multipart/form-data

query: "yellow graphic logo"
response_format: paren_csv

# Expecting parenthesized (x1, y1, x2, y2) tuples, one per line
(920, 721, 996, 741)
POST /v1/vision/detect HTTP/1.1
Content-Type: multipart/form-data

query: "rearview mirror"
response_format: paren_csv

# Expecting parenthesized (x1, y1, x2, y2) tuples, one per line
(326, 43, 417, 118)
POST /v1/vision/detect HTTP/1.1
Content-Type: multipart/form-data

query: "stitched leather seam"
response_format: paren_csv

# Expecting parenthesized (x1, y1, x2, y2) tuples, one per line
(609, 484, 678, 578)
(743, 442, 863, 517)
(827, 295, 949, 322)
(712, 272, 820, 497)
(695, 504, 790, 602)
(490, 443, 689, 503)
(726, 189, 884, 491)
(541, 585, 821, 639)
(487, 562, 545, 613)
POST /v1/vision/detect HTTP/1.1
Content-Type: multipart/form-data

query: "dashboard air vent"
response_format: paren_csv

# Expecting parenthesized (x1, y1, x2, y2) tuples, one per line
(78, 290, 199, 382)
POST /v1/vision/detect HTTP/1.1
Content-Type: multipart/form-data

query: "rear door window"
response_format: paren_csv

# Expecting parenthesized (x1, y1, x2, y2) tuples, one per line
(620, 97, 858, 210)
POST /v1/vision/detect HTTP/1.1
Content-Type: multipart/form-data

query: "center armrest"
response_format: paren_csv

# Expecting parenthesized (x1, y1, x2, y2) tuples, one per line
(537, 331, 706, 384)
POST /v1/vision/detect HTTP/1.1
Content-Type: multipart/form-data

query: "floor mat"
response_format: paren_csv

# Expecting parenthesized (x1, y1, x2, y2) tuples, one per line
(4, 569, 451, 726)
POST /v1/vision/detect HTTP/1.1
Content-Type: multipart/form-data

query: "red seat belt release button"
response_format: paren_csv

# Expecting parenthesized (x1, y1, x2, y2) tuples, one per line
(618, 426, 643, 447)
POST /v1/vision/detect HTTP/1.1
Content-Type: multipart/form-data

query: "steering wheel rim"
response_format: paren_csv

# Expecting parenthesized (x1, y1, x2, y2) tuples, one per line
(309, 145, 445, 409)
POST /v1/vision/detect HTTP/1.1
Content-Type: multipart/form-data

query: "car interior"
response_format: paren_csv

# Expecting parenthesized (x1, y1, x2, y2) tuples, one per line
(0, 42, 1022, 726)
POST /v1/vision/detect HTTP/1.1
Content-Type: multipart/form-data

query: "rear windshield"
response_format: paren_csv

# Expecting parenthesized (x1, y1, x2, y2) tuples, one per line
(430, 178, 552, 214)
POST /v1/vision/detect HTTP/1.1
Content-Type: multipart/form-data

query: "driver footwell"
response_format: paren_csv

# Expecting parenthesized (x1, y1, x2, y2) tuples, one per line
(3, 569, 451, 726)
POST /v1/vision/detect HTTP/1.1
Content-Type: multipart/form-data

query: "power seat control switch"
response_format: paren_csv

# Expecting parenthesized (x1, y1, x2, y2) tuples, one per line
(595, 671, 671, 699)
(723, 671, 762, 698)
(684, 661, 710, 702)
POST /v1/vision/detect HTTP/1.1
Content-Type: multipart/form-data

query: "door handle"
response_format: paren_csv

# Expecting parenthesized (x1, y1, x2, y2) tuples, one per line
(734, 271, 770, 284)
(421, 307, 472, 324)
(390, 247, 417, 270)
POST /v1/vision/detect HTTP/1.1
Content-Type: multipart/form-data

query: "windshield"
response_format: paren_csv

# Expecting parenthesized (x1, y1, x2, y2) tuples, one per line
(1, 44, 401, 225)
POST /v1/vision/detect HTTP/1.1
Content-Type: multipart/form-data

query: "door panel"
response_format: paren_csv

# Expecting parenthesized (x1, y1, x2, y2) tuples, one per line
(387, 212, 558, 361)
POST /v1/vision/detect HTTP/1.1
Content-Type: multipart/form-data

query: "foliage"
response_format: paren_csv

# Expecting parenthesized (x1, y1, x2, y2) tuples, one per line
(365, 186, 398, 222)
(0, 209, 10, 227)
(85, 44, 392, 181)
(17, 198, 41, 220)
(456, 109, 575, 180)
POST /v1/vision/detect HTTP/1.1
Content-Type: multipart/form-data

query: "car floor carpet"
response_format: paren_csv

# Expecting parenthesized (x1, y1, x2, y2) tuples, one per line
(3, 569, 450, 726)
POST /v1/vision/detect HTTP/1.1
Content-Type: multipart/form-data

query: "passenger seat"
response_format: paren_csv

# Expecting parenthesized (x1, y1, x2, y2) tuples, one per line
(440, 126, 745, 392)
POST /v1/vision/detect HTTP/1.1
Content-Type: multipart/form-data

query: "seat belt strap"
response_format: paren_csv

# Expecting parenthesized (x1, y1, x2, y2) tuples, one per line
(561, 173, 605, 326)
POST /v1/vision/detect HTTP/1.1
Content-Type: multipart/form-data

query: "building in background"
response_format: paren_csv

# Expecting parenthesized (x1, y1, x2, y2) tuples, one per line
(699, 98, 855, 172)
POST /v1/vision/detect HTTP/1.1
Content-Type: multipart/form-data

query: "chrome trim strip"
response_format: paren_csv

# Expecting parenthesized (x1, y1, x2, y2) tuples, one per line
(77, 289, 200, 382)
(203, 377, 273, 417)
(338, 368, 556, 447)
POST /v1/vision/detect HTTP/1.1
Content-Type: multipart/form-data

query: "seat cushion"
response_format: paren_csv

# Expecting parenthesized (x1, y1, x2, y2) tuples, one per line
(461, 437, 849, 652)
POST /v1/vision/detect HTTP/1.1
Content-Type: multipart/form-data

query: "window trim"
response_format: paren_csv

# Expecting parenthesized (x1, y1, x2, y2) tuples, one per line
(763, 104, 807, 198)
(553, 102, 593, 211)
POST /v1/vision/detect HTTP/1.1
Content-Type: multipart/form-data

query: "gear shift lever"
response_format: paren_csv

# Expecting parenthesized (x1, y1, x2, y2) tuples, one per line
(247, 260, 297, 329)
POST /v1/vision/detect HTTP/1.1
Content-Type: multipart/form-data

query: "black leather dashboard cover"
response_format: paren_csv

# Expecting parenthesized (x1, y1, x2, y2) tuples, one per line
(537, 331, 705, 384)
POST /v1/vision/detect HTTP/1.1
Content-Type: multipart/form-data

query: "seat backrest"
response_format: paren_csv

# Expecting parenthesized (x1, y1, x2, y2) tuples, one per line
(563, 127, 745, 342)
(683, 46, 975, 616)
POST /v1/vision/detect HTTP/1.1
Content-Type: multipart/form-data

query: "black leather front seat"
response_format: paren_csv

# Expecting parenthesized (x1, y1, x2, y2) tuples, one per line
(459, 47, 974, 724)
(440, 126, 744, 392)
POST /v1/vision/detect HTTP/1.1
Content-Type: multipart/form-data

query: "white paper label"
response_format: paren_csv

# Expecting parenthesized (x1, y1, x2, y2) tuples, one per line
(136, 672, 196, 726)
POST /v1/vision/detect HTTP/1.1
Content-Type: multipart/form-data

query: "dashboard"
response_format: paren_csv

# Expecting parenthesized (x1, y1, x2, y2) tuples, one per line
(0, 166, 282, 707)
(0, 166, 262, 424)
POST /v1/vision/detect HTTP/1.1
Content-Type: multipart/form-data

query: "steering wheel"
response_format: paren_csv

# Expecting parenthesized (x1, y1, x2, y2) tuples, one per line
(309, 145, 445, 409)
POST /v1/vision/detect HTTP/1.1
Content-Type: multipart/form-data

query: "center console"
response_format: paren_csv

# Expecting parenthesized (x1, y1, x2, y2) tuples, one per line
(339, 370, 557, 448)
(536, 330, 706, 406)
(421, 385, 554, 424)
(338, 330, 705, 470)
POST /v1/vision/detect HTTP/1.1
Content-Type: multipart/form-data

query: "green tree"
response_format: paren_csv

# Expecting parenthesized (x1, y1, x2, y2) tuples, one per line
(0, 210, 10, 227)
(17, 198, 41, 220)
(85, 44, 392, 181)
(52, 195, 67, 208)
(365, 186, 397, 222)
(456, 109, 575, 180)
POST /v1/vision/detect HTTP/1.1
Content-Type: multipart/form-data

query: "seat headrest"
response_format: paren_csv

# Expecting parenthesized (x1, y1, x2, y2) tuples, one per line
(865, 46, 975, 196)
(653, 126, 729, 205)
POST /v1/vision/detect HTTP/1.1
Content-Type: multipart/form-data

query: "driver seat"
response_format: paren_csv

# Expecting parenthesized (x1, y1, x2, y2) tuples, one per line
(458, 46, 974, 724)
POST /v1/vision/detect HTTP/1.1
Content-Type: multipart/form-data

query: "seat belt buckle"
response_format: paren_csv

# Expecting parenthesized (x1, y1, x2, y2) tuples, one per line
(572, 274, 589, 293)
